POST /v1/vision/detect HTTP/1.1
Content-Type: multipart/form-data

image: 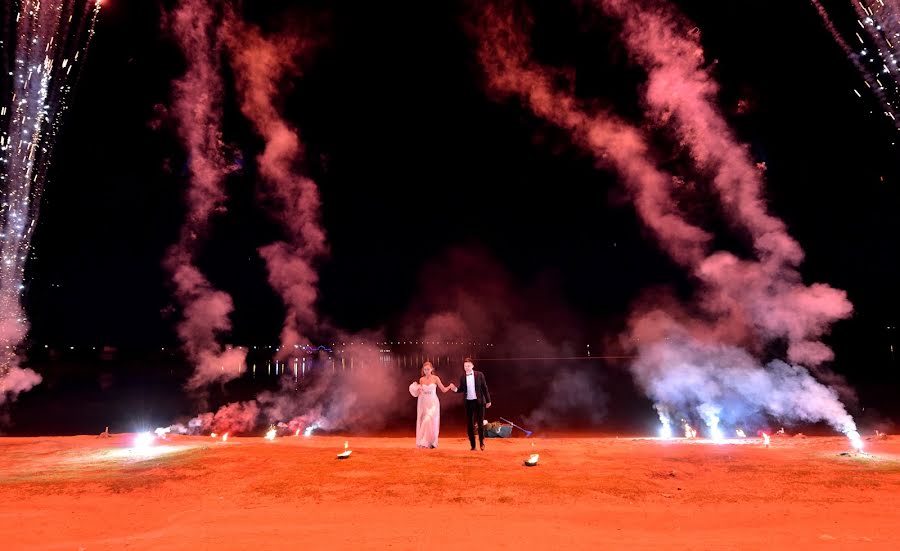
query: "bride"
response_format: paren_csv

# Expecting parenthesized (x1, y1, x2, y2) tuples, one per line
(408, 361, 455, 448)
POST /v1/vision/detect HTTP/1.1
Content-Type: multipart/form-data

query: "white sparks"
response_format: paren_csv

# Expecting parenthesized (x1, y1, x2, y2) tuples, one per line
(1, 0, 102, 378)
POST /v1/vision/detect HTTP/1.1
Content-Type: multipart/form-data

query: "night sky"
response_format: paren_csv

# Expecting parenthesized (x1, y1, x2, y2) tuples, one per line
(20, 0, 900, 383)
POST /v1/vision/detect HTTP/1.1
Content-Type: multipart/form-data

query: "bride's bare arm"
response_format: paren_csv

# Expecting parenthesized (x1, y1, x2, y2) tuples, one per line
(435, 376, 451, 393)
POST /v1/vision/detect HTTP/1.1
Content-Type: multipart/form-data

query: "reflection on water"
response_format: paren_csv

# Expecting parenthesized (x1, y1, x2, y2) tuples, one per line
(7, 346, 646, 436)
(243, 351, 480, 380)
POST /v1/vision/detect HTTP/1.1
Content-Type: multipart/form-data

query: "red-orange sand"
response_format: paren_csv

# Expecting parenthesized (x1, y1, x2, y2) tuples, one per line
(1, 433, 899, 550)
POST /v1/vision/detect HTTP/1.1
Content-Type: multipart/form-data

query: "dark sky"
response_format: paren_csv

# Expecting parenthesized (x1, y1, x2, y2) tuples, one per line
(21, 0, 900, 377)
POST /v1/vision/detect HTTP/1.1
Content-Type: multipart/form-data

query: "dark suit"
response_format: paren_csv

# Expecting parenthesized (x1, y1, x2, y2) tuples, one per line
(456, 370, 491, 449)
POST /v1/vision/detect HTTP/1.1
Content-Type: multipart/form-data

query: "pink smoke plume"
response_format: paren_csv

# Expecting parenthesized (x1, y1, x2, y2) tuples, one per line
(221, 12, 328, 359)
(477, 2, 857, 433)
(164, 400, 260, 435)
(594, 0, 853, 365)
(256, 330, 404, 433)
(0, 318, 40, 404)
(165, 0, 246, 392)
(402, 247, 581, 357)
(477, 5, 710, 268)
(0, 366, 42, 406)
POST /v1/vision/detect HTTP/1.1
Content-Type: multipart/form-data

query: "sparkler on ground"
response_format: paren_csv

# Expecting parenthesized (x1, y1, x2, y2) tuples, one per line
(698, 404, 724, 442)
(655, 406, 673, 439)
(524, 441, 539, 466)
(337, 440, 351, 459)
(1, 0, 101, 403)
(845, 428, 864, 451)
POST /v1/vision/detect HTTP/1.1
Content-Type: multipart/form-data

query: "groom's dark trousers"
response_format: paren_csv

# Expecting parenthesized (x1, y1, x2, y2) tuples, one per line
(465, 399, 485, 449)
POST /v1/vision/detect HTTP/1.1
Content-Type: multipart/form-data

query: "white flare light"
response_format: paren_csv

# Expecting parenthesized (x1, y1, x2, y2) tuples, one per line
(133, 432, 154, 450)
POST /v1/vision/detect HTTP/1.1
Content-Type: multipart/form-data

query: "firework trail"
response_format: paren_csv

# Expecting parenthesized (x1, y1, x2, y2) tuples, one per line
(164, 2, 334, 431)
(812, 0, 900, 127)
(0, 0, 101, 403)
(477, 6, 710, 267)
(165, 0, 246, 393)
(477, 1, 860, 444)
(221, 11, 327, 359)
(595, 0, 852, 367)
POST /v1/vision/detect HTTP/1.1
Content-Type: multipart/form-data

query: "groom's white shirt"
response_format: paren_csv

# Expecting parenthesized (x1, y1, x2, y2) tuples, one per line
(465, 372, 476, 400)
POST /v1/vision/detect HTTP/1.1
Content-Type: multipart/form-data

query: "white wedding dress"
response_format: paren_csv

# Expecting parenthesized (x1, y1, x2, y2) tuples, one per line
(409, 382, 440, 448)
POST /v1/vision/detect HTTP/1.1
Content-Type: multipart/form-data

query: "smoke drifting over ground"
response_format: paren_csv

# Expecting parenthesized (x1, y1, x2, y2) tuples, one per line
(257, 334, 403, 434)
(160, 332, 402, 437)
(477, 0, 858, 437)
(402, 246, 603, 426)
(524, 369, 609, 429)
(628, 309, 858, 435)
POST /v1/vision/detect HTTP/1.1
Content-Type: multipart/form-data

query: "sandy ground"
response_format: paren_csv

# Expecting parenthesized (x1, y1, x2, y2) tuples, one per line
(1, 432, 899, 550)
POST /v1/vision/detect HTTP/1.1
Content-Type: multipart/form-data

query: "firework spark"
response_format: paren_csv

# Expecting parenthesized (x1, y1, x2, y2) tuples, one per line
(1, 0, 101, 402)
(812, 0, 900, 128)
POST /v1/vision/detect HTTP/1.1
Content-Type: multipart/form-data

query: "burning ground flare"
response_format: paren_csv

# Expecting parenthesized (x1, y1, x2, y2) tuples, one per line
(476, 0, 862, 447)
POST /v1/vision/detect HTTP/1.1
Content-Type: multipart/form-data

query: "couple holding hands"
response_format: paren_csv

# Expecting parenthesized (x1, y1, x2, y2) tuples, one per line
(408, 357, 491, 450)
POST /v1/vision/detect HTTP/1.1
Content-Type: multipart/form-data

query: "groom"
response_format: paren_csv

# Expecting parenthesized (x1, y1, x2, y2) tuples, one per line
(451, 357, 492, 451)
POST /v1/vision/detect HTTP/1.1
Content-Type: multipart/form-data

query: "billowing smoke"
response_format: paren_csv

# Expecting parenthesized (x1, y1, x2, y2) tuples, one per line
(221, 10, 328, 359)
(256, 331, 403, 433)
(164, 400, 260, 436)
(594, 0, 853, 366)
(0, 366, 42, 406)
(477, 1, 858, 438)
(524, 369, 608, 429)
(165, 0, 246, 393)
(400, 247, 601, 427)
(628, 308, 858, 437)
(159, 3, 388, 436)
(0, 321, 41, 406)
(403, 246, 581, 358)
